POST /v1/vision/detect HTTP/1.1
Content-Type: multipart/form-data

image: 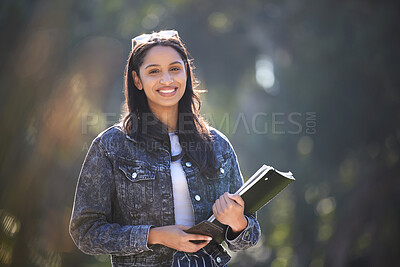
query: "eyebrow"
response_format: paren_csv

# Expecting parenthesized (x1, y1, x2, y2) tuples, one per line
(144, 61, 183, 69)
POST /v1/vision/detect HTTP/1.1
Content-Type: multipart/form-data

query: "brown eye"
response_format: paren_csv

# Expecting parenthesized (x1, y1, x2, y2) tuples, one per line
(170, 67, 181, 71)
(149, 69, 160, 74)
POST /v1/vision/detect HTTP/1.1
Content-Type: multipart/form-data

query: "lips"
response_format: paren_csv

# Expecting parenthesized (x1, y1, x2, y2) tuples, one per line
(157, 87, 178, 96)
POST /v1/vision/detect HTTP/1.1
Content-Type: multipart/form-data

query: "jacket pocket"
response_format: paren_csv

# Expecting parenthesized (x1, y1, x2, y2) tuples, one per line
(203, 152, 232, 181)
(116, 160, 156, 211)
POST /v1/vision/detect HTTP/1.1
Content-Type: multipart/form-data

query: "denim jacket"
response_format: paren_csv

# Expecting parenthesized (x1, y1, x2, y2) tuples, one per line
(69, 124, 261, 266)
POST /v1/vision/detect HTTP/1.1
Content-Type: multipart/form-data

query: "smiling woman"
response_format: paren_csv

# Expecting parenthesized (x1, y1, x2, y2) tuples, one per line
(69, 30, 261, 267)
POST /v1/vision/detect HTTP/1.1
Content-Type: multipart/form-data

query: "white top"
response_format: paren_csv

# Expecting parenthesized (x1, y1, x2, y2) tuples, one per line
(169, 133, 195, 226)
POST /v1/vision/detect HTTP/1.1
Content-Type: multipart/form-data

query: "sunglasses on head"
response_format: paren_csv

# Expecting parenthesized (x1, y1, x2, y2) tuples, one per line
(131, 30, 179, 50)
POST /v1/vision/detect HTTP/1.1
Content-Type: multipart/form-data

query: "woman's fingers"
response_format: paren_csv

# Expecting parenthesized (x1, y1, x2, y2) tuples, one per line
(182, 232, 211, 252)
(227, 193, 245, 207)
(150, 225, 212, 252)
(212, 202, 218, 217)
(220, 193, 229, 205)
(212, 192, 246, 228)
(217, 196, 225, 212)
(213, 197, 229, 222)
(220, 193, 239, 212)
(222, 193, 243, 209)
(178, 225, 212, 241)
(185, 234, 212, 242)
(176, 225, 191, 231)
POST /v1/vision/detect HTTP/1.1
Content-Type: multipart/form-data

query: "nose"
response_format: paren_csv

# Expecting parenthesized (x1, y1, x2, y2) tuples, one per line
(160, 72, 173, 84)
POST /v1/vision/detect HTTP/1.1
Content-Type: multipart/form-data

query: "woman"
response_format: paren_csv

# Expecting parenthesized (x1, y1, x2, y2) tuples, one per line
(69, 30, 260, 267)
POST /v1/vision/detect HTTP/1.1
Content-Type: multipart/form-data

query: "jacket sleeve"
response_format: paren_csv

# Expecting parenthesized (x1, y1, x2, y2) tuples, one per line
(69, 137, 153, 256)
(224, 142, 261, 251)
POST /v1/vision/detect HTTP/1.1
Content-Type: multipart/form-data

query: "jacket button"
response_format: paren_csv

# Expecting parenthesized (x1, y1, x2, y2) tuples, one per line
(220, 168, 224, 174)
(216, 256, 221, 263)
(185, 162, 192, 167)
(131, 172, 137, 179)
(195, 195, 201, 201)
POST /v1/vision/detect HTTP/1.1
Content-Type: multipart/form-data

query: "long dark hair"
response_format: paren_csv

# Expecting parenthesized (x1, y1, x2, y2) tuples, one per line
(120, 31, 218, 177)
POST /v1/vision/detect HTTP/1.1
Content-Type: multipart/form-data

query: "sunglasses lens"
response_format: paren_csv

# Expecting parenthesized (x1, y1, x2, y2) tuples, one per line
(131, 30, 179, 50)
(131, 34, 151, 49)
(158, 30, 178, 38)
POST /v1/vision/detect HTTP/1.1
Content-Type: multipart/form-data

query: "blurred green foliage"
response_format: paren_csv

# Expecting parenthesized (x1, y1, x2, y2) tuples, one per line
(1, 0, 399, 266)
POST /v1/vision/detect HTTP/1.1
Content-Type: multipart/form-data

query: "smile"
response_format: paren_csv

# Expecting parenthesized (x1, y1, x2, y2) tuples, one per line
(157, 87, 178, 96)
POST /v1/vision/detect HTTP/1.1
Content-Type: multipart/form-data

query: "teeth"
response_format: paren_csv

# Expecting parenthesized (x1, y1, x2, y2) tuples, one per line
(159, 88, 176, 93)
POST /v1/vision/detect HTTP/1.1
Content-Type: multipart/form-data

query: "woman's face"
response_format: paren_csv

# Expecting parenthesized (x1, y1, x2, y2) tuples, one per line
(132, 45, 187, 115)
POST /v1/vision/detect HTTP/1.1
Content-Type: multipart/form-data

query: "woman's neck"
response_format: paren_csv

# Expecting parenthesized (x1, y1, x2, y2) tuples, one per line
(150, 105, 178, 132)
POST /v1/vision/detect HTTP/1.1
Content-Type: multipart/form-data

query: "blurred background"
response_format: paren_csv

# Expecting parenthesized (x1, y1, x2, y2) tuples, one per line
(1, 0, 399, 266)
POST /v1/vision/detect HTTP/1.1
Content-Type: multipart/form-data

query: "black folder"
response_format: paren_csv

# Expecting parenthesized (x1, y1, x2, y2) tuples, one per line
(185, 165, 295, 243)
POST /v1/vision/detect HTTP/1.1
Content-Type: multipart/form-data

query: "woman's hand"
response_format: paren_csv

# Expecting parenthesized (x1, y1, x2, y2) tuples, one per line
(148, 225, 211, 253)
(212, 193, 248, 233)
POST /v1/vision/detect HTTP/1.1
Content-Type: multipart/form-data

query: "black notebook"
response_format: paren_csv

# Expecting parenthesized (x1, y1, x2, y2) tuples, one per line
(185, 165, 295, 243)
